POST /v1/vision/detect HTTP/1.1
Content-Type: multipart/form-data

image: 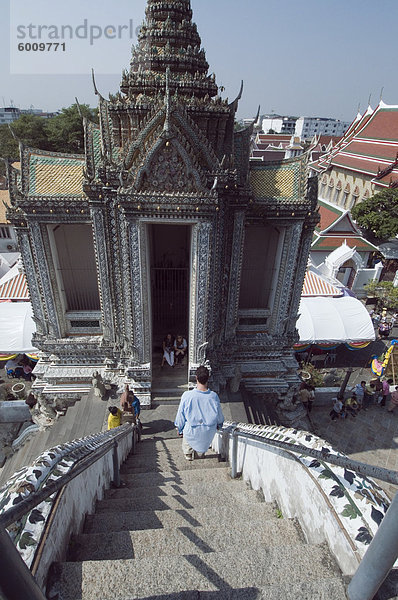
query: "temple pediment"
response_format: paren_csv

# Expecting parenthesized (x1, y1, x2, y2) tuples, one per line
(133, 138, 204, 193)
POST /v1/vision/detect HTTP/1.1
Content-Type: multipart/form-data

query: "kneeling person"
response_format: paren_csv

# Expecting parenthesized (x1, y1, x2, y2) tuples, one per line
(175, 365, 224, 460)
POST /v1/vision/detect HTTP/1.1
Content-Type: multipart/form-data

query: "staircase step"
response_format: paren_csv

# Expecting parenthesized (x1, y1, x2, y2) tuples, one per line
(84, 502, 279, 534)
(119, 466, 232, 488)
(49, 543, 342, 600)
(95, 488, 262, 513)
(131, 437, 189, 454)
(69, 518, 304, 562)
(104, 478, 256, 500)
(120, 453, 223, 474)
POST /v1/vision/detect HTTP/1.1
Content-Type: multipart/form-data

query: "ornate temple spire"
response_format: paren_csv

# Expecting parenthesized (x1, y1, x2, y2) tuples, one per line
(120, 0, 218, 99)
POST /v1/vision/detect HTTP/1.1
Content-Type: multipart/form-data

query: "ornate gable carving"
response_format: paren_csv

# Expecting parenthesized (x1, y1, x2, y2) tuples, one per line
(120, 101, 218, 193)
(137, 139, 202, 193)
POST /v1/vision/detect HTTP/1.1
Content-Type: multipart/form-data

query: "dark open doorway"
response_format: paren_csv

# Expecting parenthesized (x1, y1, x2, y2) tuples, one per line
(149, 224, 190, 343)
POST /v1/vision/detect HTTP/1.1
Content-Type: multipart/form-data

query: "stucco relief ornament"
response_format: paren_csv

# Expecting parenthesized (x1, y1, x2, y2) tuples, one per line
(92, 371, 106, 400)
(142, 144, 196, 193)
(229, 365, 242, 394)
(277, 387, 297, 411)
(30, 393, 58, 429)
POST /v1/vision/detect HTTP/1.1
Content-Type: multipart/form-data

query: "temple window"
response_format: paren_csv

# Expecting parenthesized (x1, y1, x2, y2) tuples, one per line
(0, 226, 11, 239)
(239, 224, 280, 313)
(51, 223, 100, 312)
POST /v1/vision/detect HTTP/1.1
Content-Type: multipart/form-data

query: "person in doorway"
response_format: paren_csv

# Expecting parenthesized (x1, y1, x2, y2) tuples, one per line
(161, 333, 175, 367)
(107, 406, 123, 430)
(174, 334, 187, 366)
(174, 365, 224, 461)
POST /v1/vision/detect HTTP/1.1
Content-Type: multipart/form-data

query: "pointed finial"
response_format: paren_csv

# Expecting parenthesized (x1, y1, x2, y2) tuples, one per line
(367, 93, 372, 107)
(75, 97, 83, 118)
(164, 67, 171, 134)
(7, 124, 17, 140)
(254, 105, 261, 124)
(380, 86, 384, 101)
(92, 69, 99, 96)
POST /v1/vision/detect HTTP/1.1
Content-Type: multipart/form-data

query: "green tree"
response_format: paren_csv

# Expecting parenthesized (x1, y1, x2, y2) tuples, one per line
(0, 114, 50, 175)
(364, 280, 398, 310)
(0, 104, 98, 174)
(11, 113, 50, 150)
(0, 125, 19, 175)
(351, 188, 398, 241)
(44, 104, 98, 153)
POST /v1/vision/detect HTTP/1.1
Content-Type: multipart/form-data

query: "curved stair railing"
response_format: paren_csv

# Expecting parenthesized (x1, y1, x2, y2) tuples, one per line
(0, 423, 138, 600)
(0, 419, 397, 600)
(214, 422, 398, 600)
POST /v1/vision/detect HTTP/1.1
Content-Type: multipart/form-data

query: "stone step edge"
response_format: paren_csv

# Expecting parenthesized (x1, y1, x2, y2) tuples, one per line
(55, 541, 335, 569)
(84, 504, 279, 528)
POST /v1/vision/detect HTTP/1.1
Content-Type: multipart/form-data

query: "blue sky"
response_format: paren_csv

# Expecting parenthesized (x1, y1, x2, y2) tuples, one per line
(1, 0, 398, 122)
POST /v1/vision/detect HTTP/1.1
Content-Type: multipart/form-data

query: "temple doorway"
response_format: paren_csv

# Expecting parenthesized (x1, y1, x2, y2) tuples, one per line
(149, 223, 190, 344)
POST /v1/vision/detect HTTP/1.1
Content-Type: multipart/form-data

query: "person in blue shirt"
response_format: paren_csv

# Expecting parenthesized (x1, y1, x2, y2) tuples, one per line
(174, 365, 224, 461)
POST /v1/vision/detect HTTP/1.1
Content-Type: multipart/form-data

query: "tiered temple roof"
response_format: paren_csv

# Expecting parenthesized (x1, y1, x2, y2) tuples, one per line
(312, 199, 378, 253)
(311, 102, 398, 189)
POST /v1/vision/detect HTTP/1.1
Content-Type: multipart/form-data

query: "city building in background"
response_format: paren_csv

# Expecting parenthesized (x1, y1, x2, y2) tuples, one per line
(261, 114, 350, 140)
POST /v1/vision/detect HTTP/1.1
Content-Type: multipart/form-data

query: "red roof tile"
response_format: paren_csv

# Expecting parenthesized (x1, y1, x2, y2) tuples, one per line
(343, 140, 398, 162)
(331, 154, 383, 175)
(316, 202, 343, 231)
(356, 107, 398, 142)
(373, 170, 398, 187)
(312, 236, 378, 252)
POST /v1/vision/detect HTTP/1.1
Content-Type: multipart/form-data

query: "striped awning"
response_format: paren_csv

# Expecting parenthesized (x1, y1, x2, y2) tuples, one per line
(302, 270, 343, 297)
(0, 272, 29, 301)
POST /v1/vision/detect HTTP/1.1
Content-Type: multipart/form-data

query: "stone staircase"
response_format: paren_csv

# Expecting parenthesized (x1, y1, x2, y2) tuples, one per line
(0, 389, 108, 486)
(47, 428, 348, 599)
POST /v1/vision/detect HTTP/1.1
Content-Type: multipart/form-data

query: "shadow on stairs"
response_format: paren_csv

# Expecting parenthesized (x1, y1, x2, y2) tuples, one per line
(47, 415, 347, 599)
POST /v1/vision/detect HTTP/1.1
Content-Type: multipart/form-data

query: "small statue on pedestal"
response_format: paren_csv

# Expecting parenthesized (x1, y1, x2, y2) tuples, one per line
(92, 371, 106, 400)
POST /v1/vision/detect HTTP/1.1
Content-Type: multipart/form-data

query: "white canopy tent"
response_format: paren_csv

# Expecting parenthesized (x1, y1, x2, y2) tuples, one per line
(0, 302, 37, 353)
(297, 296, 375, 345)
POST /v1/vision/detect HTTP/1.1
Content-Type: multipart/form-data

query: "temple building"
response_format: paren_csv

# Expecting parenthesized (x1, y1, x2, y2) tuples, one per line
(6, 0, 318, 426)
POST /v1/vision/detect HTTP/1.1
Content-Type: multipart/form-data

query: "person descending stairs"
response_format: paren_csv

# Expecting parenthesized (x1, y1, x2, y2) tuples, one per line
(47, 404, 348, 600)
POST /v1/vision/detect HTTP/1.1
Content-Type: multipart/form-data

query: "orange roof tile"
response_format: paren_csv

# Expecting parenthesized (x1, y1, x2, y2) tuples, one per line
(302, 271, 343, 297)
(0, 272, 29, 301)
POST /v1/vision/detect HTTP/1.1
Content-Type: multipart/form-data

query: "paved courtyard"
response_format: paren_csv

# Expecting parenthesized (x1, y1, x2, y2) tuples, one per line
(310, 402, 398, 498)
(307, 323, 398, 498)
